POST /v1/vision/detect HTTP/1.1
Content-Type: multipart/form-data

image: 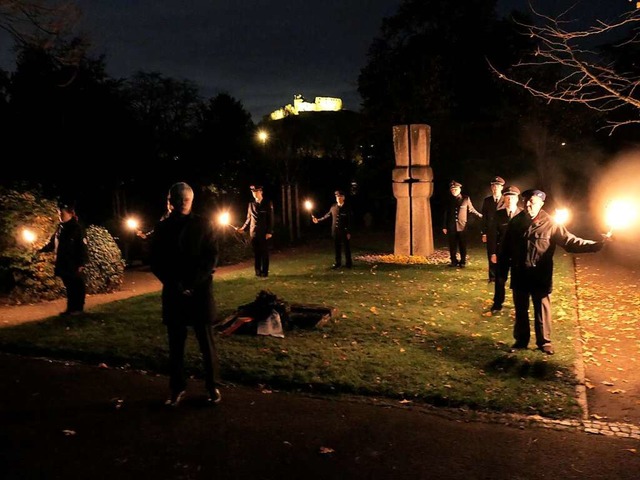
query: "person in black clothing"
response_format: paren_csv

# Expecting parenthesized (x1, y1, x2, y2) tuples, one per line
(489, 185, 522, 313)
(480, 176, 505, 282)
(39, 199, 89, 316)
(150, 182, 222, 407)
(238, 185, 275, 277)
(442, 180, 482, 268)
(313, 190, 353, 269)
(499, 189, 608, 355)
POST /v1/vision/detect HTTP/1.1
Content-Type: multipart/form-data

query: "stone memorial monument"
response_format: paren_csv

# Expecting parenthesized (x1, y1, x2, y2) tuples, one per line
(392, 124, 434, 256)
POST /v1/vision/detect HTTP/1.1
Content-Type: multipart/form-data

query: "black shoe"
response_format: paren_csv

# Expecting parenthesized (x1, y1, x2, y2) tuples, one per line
(164, 390, 186, 408)
(207, 388, 222, 405)
(458, 263, 466, 268)
(490, 304, 502, 313)
(488, 278, 495, 283)
(331, 264, 341, 269)
(447, 262, 458, 268)
(59, 310, 83, 316)
(510, 342, 528, 352)
(345, 264, 352, 269)
(538, 345, 555, 355)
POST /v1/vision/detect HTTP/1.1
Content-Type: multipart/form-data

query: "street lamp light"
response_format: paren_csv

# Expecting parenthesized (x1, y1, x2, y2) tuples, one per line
(257, 130, 269, 145)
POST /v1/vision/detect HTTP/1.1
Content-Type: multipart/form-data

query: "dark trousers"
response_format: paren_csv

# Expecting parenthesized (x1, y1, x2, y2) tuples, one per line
(251, 236, 270, 276)
(493, 275, 507, 308)
(60, 273, 86, 312)
(334, 233, 352, 267)
(447, 230, 467, 265)
(167, 323, 220, 394)
(486, 249, 497, 281)
(512, 289, 553, 348)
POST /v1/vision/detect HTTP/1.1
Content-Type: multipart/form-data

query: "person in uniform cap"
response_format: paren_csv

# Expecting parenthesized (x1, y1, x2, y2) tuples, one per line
(499, 188, 609, 355)
(238, 185, 274, 277)
(39, 198, 89, 316)
(442, 180, 482, 267)
(489, 185, 522, 313)
(313, 190, 353, 269)
(480, 176, 506, 282)
(150, 182, 222, 407)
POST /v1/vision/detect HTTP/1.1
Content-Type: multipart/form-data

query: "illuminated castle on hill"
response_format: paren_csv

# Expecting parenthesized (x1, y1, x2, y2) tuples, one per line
(269, 94, 343, 120)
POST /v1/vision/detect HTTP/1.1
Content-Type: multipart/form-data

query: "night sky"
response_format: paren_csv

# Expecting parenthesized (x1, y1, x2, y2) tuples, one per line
(0, 1, 633, 122)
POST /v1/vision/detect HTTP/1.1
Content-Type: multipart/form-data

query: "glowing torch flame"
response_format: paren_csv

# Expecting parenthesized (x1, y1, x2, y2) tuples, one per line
(125, 217, 140, 231)
(217, 211, 237, 229)
(304, 200, 313, 212)
(553, 208, 570, 226)
(605, 199, 638, 233)
(218, 211, 230, 226)
(22, 228, 36, 244)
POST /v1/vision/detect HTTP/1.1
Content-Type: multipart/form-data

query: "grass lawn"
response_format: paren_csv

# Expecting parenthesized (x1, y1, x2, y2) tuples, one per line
(0, 233, 584, 419)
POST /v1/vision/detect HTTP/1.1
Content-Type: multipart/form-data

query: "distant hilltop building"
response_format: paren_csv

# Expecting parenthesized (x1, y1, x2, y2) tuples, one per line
(269, 94, 343, 120)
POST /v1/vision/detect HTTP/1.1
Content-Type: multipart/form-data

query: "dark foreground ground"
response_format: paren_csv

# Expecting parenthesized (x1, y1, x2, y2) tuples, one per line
(1, 352, 639, 480)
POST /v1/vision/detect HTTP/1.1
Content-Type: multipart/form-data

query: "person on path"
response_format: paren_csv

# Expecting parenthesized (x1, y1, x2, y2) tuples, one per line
(499, 189, 609, 355)
(313, 190, 353, 269)
(489, 185, 522, 313)
(481, 176, 505, 282)
(150, 182, 222, 407)
(442, 180, 482, 268)
(238, 185, 274, 277)
(39, 199, 89, 316)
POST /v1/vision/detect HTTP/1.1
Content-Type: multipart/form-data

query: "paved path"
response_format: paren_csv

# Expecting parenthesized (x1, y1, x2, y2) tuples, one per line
(1, 352, 639, 480)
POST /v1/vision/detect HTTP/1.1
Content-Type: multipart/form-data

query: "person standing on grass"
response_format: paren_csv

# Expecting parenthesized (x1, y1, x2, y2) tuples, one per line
(312, 190, 353, 269)
(499, 189, 609, 355)
(39, 199, 89, 316)
(480, 176, 505, 283)
(150, 182, 222, 407)
(489, 185, 522, 313)
(238, 185, 274, 277)
(442, 180, 482, 268)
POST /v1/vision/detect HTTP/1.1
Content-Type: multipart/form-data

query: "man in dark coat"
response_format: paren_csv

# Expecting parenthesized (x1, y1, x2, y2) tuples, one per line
(480, 176, 505, 282)
(313, 190, 353, 269)
(489, 185, 522, 313)
(150, 182, 222, 407)
(40, 199, 89, 316)
(499, 189, 607, 355)
(442, 180, 482, 267)
(238, 185, 274, 277)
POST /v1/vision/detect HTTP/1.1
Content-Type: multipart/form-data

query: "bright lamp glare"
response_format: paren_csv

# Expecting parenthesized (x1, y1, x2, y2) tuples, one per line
(553, 208, 570, 226)
(304, 200, 313, 211)
(605, 199, 638, 231)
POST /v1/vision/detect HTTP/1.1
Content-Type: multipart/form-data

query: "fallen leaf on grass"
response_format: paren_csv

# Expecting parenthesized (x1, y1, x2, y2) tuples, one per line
(623, 449, 637, 454)
(319, 447, 335, 454)
(62, 429, 76, 436)
(608, 389, 626, 394)
(399, 399, 412, 404)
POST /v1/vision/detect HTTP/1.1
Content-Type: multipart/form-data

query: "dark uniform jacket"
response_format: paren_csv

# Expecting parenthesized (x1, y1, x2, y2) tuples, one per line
(241, 200, 274, 238)
(41, 217, 89, 277)
(481, 195, 504, 251)
(318, 203, 352, 237)
(443, 194, 482, 232)
(499, 209, 603, 295)
(150, 212, 218, 326)
(490, 206, 523, 257)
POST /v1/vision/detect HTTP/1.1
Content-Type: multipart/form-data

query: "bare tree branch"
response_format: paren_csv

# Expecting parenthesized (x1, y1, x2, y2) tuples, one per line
(0, 0, 86, 66)
(490, 4, 640, 134)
